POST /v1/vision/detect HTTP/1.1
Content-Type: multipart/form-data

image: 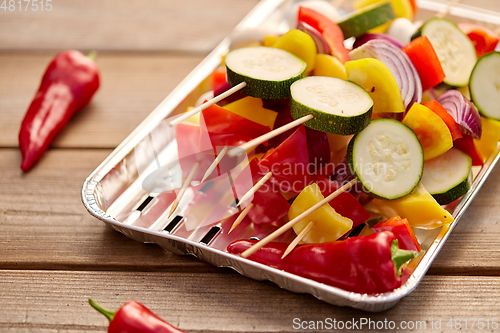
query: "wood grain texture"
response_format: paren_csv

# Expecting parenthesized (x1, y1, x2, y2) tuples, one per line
(0, 0, 259, 53)
(0, 270, 499, 332)
(0, 54, 204, 149)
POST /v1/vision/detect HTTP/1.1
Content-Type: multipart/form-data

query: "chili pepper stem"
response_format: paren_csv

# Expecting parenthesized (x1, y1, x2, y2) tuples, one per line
(390, 240, 425, 276)
(87, 51, 98, 61)
(88, 298, 116, 322)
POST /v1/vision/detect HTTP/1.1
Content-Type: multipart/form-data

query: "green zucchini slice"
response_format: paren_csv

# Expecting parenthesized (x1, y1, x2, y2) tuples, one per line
(346, 119, 424, 200)
(337, 1, 396, 39)
(290, 76, 373, 135)
(421, 148, 472, 205)
(225, 46, 307, 99)
(469, 51, 500, 120)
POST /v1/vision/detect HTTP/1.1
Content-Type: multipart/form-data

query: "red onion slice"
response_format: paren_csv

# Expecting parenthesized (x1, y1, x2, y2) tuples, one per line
(353, 33, 403, 49)
(297, 21, 330, 55)
(350, 40, 422, 111)
(437, 90, 482, 139)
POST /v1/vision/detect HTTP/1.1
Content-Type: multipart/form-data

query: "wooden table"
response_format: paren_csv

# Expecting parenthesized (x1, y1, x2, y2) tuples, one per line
(1, 0, 500, 331)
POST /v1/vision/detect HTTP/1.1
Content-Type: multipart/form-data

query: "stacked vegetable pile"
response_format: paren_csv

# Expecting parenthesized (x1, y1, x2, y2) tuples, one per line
(172, 0, 500, 295)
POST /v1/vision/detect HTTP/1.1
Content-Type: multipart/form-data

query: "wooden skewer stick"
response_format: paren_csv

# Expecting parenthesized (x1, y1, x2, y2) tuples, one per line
(281, 221, 314, 259)
(168, 162, 200, 218)
(228, 114, 313, 157)
(169, 82, 247, 127)
(236, 171, 273, 207)
(200, 147, 227, 183)
(229, 203, 254, 234)
(241, 178, 357, 258)
(435, 0, 462, 18)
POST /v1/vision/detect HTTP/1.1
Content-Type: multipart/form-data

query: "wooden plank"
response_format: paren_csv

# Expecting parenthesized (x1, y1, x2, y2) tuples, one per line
(1, 148, 500, 272)
(0, 270, 499, 332)
(0, 53, 204, 149)
(0, 0, 259, 53)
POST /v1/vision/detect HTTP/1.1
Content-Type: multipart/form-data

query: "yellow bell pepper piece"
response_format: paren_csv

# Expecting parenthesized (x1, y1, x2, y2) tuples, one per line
(184, 107, 200, 125)
(223, 97, 277, 129)
(289, 183, 353, 243)
(262, 35, 279, 47)
(474, 117, 500, 161)
(313, 54, 347, 80)
(372, 183, 454, 229)
(345, 58, 405, 113)
(354, 0, 413, 32)
(402, 103, 453, 160)
(271, 29, 317, 73)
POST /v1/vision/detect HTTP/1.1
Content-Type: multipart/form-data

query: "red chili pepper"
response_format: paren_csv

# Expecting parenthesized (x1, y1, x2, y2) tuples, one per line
(402, 36, 445, 91)
(19, 50, 100, 172)
(298, 7, 350, 63)
(424, 100, 463, 141)
(227, 231, 423, 294)
(372, 216, 421, 252)
(89, 299, 185, 333)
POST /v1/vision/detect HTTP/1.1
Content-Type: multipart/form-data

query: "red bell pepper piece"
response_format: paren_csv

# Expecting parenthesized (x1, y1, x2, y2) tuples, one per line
(298, 7, 350, 63)
(403, 36, 445, 91)
(89, 299, 185, 333)
(19, 50, 100, 172)
(259, 126, 311, 193)
(312, 175, 370, 227)
(227, 231, 423, 294)
(372, 216, 421, 252)
(424, 100, 463, 141)
(409, 0, 418, 16)
(234, 159, 290, 225)
(458, 23, 500, 58)
(199, 103, 271, 149)
(210, 67, 227, 92)
(453, 135, 484, 166)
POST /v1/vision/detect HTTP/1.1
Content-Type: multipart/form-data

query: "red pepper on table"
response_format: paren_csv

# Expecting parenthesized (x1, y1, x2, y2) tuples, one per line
(227, 231, 423, 294)
(19, 50, 100, 172)
(89, 299, 186, 333)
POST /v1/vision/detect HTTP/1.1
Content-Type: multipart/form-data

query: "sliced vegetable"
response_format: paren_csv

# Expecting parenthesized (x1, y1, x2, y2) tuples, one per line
(298, 7, 350, 63)
(271, 29, 317, 73)
(420, 148, 472, 205)
(345, 58, 405, 114)
(402, 36, 445, 91)
(346, 119, 424, 200)
(337, 1, 396, 39)
(372, 183, 455, 229)
(288, 183, 353, 243)
(458, 23, 500, 58)
(350, 39, 422, 111)
(210, 67, 226, 92)
(424, 100, 462, 141)
(386, 18, 418, 46)
(225, 46, 307, 99)
(353, 33, 403, 49)
(454, 135, 484, 166)
(469, 52, 500, 120)
(313, 54, 347, 80)
(223, 96, 277, 129)
(436, 90, 482, 139)
(474, 117, 500, 162)
(354, 0, 414, 33)
(290, 76, 373, 135)
(297, 21, 330, 55)
(414, 18, 477, 87)
(372, 216, 421, 252)
(402, 103, 453, 160)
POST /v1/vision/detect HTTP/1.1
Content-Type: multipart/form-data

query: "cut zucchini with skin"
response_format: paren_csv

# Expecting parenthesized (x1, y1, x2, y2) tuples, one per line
(338, 1, 396, 39)
(469, 52, 500, 120)
(290, 76, 373, 135)
(225, 46, 307, 99)
(413, 18, 477, 87)
(421, 148, 472, 205)
(346, 119, 424, 199)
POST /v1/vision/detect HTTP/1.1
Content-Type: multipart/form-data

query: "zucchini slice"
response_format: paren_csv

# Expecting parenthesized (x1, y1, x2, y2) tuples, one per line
(346, 119, 423, 200)
(421, 148, 472, 205)
(337, 1, 396, 39)
(290, 76, 373, 135)
(469, 52, 500, 120)
(225, 46, 307, 99)
(414, 18, 477, 87)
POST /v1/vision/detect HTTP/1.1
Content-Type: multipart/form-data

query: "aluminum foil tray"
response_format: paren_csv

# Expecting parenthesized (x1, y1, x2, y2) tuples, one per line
(82, 0, 500, 312)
